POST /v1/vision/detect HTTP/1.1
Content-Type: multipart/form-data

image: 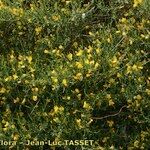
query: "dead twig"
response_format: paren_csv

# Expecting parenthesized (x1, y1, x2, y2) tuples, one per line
(92, 105, 127, 120)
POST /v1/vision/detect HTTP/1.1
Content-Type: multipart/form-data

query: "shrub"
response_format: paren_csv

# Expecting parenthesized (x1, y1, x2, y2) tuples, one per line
(0, 0, 150, 149)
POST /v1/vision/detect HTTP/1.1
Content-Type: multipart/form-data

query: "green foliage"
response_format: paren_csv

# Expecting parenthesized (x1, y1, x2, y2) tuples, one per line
(0, 0, 150, 149)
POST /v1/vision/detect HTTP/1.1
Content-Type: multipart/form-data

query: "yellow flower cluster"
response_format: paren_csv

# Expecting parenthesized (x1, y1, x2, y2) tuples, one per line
(0, 0, 5, 9)
(50, 106, 64, 117)
(76, 119, 83, 129)
(109, 56, 119, 68)
(126, 63, 143, 74)
(35, 27, 42, 35)
(133, 0, 143, 7)
(10, 8, 24, 17)
(52, 14, 61, 21)
(83, 101, 91, 110)
(106, 94, 115, 106)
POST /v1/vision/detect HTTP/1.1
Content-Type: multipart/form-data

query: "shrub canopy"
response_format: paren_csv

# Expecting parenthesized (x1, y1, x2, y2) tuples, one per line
(0, 0, 150, 149)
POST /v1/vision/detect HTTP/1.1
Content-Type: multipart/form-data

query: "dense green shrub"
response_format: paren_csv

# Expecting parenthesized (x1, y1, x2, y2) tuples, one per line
(0, 0, 150, 149)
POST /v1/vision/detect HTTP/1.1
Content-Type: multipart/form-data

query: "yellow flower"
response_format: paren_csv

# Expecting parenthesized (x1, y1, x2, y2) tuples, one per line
(56, 50, 62, 57)
(65, 1, 71, 5)
(30, 4, 36, 11)
(4, 122, 9, 127)
(96, 48, 101, 54)
(11, 124, 16, 129)
(54, 106, 59, 113)
(44, 49, 49, 54)
(76, 119, 83, 128)
(77, 94, 82, 100)
(133, 0, 143, 7)
(11, 8, 23, 17)
(0, 1, 5, 9)
(75, 88, 80, 93)
(26, 56, 32, 63)
(109, 145, 115, 150)
(89, 32, 94, 36)
(14, 97, 20, 103)
(116, 30, 121, 34)
(53, 106, 64, 114)
(73, 42, 78, 48)
(30, 67, 35, 72)
(12, 133, 19, 141)
(59, 45, 63, 49)
(94, 62, 99, 69)
(126, 63, 143, 74)
(132, 64, 138, 71)
(107, 38, 111, 43)
(137, 64, 143, 70)
(117, 73, 122, 78)
(88, 54, 92, 59)
(13, 74, 18, 80)
(52, 15, 60, 21)
(140, 131, 148, 141)
(51, 77, 58, 83)
(67, 96, 71, 100)
(59, 106, 64, 112)
(51, 70, 57, 75)
(32, 95, 38, 101)
(109, 78, 115, 84)
(111, 56, 117, 64)
(35, 27, 42, 35)
(109, 99, 115, 106)
(5, 76, 12, 82)
(62, 79, 68, 87)
(32, 87, 39, 92)
(86, 73, 91, 77)
(84, 59, 90, 64)
(122, 31, 126, 36)
(110, 56, 118, 67)
(121, 88, 125, 93)
(133, 140, 139, 148)
(76, 49, 83, 56)
(3, 127, 8, 131)
(126, 64, 132, 74)
(74, 73, 83, 80)
(10, 54, 15, 60)
(53, 117, 60, 123)
(67, 53, 73, 60)
(75, 62, 83, 69)
(87, 45, 93, 53)
(107, 120, 114, 127)
(134, 95, 142, 100)
(21, 98, 26, 104)
(83, 101, 91, 110)
(90, 60, 94, 65)
(121, 18, 127, 23)
(145, 89, 150, 95)
(106, 94, 111, 99)
(0, 87, 6, 93)
(28, 18, 32, 23)
(76, 119, 81, 124)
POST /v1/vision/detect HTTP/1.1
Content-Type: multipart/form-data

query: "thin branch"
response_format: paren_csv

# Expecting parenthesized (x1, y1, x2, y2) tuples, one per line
(30, 100, 40, 115)
(92, 105, 127, 120)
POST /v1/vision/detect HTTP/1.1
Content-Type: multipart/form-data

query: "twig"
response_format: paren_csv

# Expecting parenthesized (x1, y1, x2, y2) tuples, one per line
(92, 105, 127, 120)
(111, 36, 125, 51)
(30, 100, 40, 115)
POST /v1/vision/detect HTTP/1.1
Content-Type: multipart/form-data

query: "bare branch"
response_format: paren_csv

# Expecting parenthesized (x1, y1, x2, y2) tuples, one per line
(92, 105, 127, 120)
